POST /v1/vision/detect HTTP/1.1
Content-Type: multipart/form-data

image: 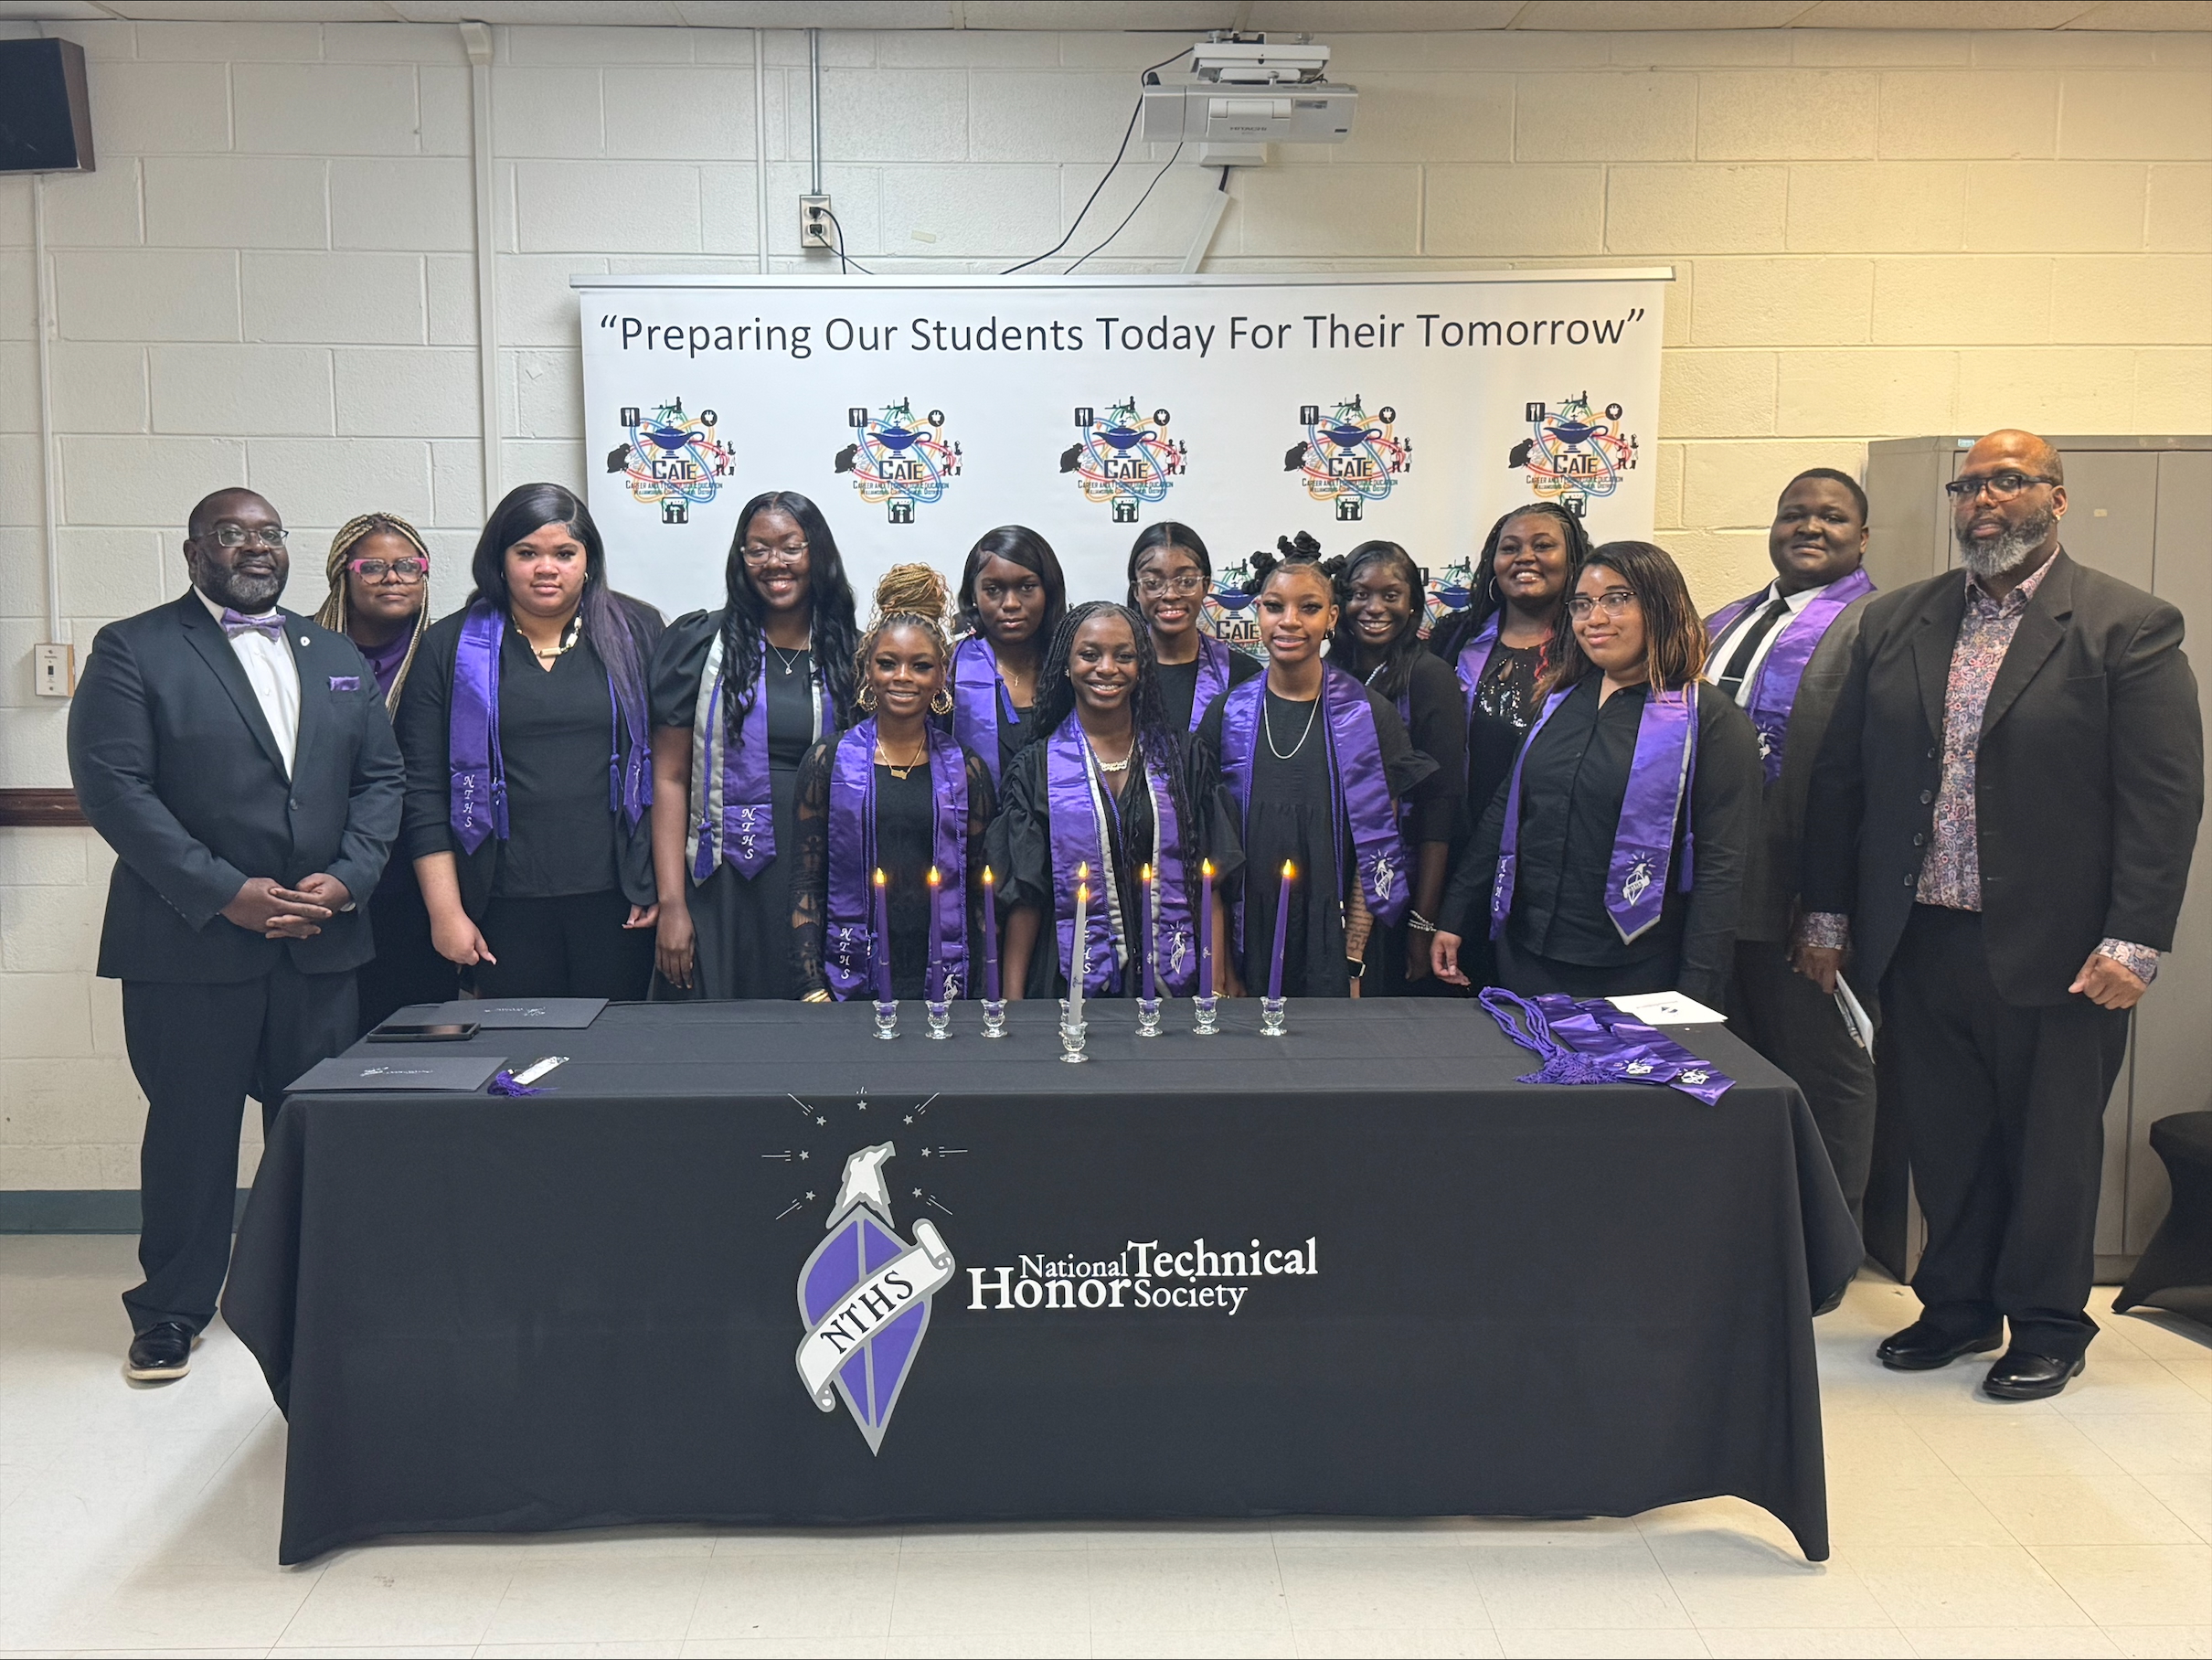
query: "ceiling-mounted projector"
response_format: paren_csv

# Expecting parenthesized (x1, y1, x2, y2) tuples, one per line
(1140, 33, 1356, 165)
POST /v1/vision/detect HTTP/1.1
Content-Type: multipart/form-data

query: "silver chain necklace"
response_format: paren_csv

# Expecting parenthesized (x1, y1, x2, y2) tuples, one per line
(1086, 729, 1137, 773)
(767, 638, 809, 676)
(1264, 690, 1321, 761)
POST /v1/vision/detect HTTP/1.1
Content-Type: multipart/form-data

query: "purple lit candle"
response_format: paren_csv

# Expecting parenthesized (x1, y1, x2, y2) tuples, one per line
(1267, 860, 1293, 1002)
(1199, 857, 1214, 997)
(872, 867, 892, 1004)
(926, 866, 943, 1000)
(1140, 863, 1156, 1002)
(982, 865, 1000, 1002)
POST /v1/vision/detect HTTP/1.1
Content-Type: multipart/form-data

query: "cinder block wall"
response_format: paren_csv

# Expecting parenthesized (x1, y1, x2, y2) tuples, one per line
(2, 19, 2207, 1197)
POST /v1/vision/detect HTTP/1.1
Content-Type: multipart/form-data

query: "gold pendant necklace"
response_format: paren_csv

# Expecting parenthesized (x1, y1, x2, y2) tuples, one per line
(877, 738, 929, 780)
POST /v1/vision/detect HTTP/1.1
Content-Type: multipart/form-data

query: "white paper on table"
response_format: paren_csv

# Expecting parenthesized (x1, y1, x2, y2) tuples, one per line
(1834, 975, 1876, 1059)
(1607, 991, 1728, 1026)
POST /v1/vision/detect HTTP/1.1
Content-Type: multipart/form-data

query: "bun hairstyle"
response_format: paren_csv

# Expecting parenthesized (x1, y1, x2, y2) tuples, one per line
(314, 510, 431, 711)
(854, 562, 954, 683)
(1242, 530, 1345, 599)
(1547, 538, 1710, 697)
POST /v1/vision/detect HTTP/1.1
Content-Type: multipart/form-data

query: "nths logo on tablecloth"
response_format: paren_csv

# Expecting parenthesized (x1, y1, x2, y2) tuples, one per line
(794, 1143, 956, 1455)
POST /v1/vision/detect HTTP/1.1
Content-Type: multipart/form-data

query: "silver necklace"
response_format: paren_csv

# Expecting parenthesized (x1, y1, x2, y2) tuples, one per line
(1087, 730, 1137, 773)
(767, 638, 809, 676)
(1264, 690, 1321, 761)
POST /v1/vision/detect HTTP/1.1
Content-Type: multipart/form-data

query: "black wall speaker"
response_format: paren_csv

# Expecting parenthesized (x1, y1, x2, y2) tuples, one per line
(0, 39, 96, 176)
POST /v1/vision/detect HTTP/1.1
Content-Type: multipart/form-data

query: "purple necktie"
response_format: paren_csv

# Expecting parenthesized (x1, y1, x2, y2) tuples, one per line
(220, 610, 284, 642)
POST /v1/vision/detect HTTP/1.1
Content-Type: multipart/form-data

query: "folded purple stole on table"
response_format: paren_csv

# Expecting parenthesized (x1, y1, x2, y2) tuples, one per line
(1480, 987, 1734, 1103)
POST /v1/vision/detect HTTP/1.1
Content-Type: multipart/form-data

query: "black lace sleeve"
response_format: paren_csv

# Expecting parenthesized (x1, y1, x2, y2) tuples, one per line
(789, 739, 835, 997)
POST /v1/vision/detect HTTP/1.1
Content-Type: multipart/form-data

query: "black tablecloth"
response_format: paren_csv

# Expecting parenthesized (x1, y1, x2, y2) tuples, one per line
(223, 1000, 1859, 1564)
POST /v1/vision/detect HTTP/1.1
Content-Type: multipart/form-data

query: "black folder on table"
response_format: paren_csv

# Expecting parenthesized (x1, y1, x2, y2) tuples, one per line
(288, 1055, 509, 1095)
(388, 998, 608, 1030)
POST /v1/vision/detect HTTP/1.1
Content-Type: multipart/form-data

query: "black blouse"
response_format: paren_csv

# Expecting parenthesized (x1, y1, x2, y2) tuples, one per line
(1157, 647, 1261, 735)
(1365, 649, 1466, 847)
(790, 740, 994, 1000)
(650, 609, 825, 764)
(1464, 639, 1552, 834)
(1440, 676, 1760, 1008)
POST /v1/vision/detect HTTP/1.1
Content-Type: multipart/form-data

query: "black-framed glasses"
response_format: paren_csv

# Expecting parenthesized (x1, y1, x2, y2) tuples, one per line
(1135, 572, 1206, 598)
(348, 557, 428, 581)
(1944, 471, 2058, 503)
(210, 523, 288, 548)
(1565, 589, 1639, 620)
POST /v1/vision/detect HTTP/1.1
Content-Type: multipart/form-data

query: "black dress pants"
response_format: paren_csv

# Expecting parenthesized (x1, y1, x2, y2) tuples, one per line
(355, 863, 458, 1036)
(1494, 931, 1678, 1000)
(1881, 905, 2129, 1362)
(1731, 938, 1877, 1230)
(120, 960, 356, 1335)
(473, 889, 655, 1001)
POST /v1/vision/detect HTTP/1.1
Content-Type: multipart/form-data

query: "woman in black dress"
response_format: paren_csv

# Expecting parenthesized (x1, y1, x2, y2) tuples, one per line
(647, 491, 857, 999)
(1431, 541, 1759, 1010)
(944, 525, 1065, 785)
(1334, 539, 1463, 995)
(990, 602, 1210, 1003)
(313, 511, 454, 1032)
(1195, 547, 1431, 1000)
(791, 566, 994, 1003)
(1125, 521, 1259, 734)
(398, 484, 663, 1000)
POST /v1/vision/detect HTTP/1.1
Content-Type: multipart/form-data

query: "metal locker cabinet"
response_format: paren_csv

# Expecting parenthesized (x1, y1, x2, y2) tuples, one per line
(1860, 435, 2210, 1285)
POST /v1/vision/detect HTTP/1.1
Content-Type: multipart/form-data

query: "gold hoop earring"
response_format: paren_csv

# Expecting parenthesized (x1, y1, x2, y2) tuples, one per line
(857, 684, 878, 711)
(931, 687, 954, 716)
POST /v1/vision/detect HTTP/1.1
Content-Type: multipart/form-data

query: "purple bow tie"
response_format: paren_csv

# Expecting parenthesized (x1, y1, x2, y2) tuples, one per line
(220, 609, 284, 642)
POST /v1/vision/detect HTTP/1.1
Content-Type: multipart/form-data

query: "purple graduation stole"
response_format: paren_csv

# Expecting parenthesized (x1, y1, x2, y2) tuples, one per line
(1452, 612, 1502, 708)
(1491, 682, 1697, 945)
(824, 718, 970, 1003)
(687, 627, 820, 881)
(949, 635, 1017, 786)
(1218, 664, 1408, 956)
(1045, 718, 1196, 998)
(1187, 635, 1233, 733)
(1704, 568, 1874, 784)
(449, 600, 650, 855)
(1480, 988, 1733, 1104)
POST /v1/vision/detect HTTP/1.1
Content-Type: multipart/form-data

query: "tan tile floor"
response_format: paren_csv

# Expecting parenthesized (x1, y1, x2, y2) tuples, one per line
(3, 1236, 2207, 1658)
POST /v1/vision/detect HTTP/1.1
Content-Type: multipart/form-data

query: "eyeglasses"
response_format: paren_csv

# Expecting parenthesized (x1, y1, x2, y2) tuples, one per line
(1944, 471, 2058, 503)
(741, 540, 809, 565)
(1136, 573, 1207, 598)
(1565, 589, 1639, 620)
(348, 557, 427, 581)
(209, 524, 288, 548)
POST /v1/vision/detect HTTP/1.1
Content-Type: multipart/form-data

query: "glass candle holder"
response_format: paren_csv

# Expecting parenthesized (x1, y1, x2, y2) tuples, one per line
(873, 999, 899, 1041)
(1193, 995, 1219, 1037)
(981, 999, 1007, 1039)
(926, 1000, 952, 1040)
(1260, 995, 1287, 1038)
(1136, 997, 1162, 1038)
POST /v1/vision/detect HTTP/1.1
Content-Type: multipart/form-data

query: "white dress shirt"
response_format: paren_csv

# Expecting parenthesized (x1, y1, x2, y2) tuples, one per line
(197, 587, 301, 778)
(1705, 578, 1826, 708)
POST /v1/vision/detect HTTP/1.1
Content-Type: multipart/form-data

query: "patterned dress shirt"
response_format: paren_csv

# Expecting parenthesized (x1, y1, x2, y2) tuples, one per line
(1801, 556, 2158, 983)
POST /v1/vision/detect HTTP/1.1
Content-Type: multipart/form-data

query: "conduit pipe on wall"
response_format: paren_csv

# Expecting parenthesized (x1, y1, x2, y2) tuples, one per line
(462, 20, 500, 516)
(755, 28, 769, 274)
(33, 172, 61, 644)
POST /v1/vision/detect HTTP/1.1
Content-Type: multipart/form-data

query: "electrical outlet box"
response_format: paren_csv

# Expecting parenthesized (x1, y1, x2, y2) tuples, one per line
(34, 641, 74, 698)
(800, 195, 834, 250)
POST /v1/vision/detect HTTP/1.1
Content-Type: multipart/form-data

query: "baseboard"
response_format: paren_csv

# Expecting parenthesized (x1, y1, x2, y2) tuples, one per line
(0, 1190, 252, 1233)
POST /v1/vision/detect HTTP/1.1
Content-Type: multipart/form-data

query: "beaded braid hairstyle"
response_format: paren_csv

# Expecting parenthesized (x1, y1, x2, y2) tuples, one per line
(852, 563, 954, 709)
(314, 511, 433, 712)
(1030, 600, 1196, 907)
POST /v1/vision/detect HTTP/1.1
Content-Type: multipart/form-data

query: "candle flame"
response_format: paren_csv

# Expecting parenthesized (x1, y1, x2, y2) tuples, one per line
(873, 867, 886, 887)
(1077, 861, 1090, 879)
(982, 865, 994, 886)
(1078, 883, 1090, 904)
(1202, 857, 1215, 878)
(1141, 863, 1153, 884)
(1281, 860, 1295, 879)
(927, 866, 941, 888)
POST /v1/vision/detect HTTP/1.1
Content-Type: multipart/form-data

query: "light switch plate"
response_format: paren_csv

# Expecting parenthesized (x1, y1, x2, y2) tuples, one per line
(34, 642, 74, 698)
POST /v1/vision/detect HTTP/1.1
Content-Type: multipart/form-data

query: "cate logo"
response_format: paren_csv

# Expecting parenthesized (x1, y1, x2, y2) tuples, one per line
(604, 399, 734, 527)
(1510, 393, 1638, 518)
(1201, 559, 1266, 665)
(794, 1144, 957, 1454)
(1060, 399, 1186, 523)
(1286, 396, 1412, 522)
(834, 399, 962, 525)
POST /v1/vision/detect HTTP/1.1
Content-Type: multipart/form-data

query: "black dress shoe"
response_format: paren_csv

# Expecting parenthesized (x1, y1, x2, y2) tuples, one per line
(1876, 1318, 2004, 1371)
(1983, 1349, 2085, 1401)
(124, 1321, 196, 1381)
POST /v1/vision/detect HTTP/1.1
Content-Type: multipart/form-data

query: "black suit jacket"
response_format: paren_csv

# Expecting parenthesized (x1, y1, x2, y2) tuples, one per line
(1735, 594, 1872, 944)
(1802, 551, 2201, 1006)
(68, 591, 407, 983)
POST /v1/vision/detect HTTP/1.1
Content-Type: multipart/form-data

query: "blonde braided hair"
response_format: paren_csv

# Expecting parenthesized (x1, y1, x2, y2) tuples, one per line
(314, 512, 432, 712)
(854, 563, 954, 692)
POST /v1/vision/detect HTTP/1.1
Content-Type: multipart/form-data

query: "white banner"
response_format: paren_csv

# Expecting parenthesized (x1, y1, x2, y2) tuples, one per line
(574, 271, 1670, 621)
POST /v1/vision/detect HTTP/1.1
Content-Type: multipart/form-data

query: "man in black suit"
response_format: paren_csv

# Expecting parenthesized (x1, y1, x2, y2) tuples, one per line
(1710, 470, 1879, 1239)
(1797, 431, 2202, 1400)
(68, 489, 404, 1382)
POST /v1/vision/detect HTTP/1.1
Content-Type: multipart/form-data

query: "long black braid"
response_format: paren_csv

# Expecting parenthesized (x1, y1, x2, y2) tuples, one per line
(718, 490, 860, 745)
(1031, 600, 1198, 918)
